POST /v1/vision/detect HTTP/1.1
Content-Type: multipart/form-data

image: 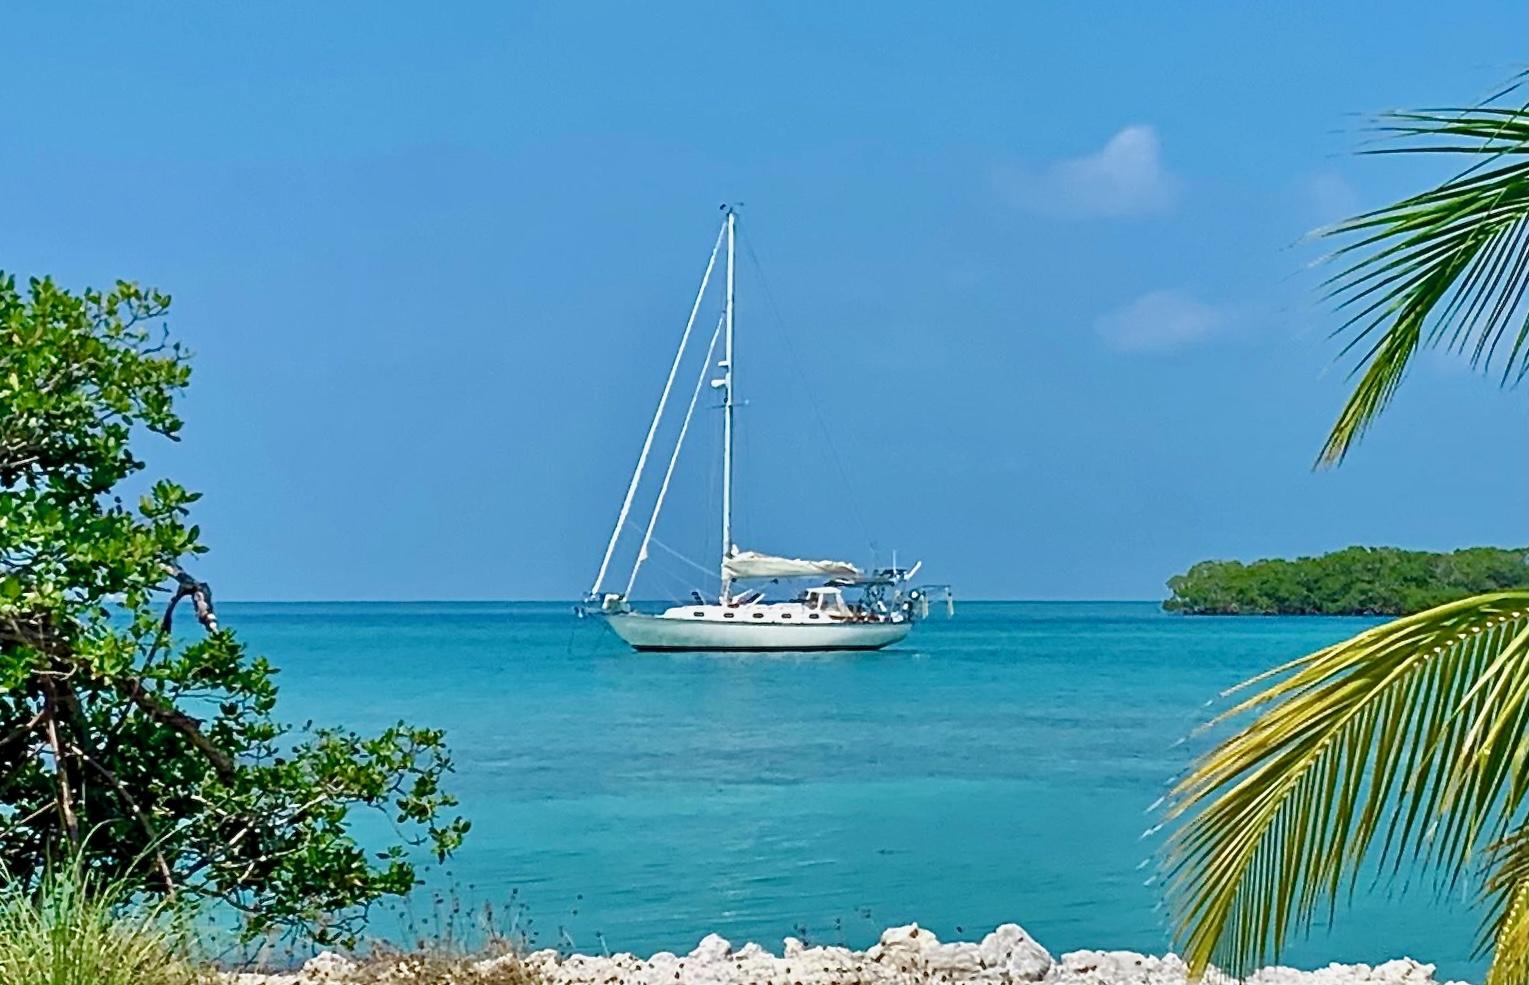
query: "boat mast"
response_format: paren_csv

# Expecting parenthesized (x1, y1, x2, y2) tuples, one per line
(720, 206, 737, 603)
(588, 221, 725, 600)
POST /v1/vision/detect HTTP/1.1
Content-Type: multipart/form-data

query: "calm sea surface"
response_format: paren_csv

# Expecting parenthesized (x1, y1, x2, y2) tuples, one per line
(224, 601, 1481, 979)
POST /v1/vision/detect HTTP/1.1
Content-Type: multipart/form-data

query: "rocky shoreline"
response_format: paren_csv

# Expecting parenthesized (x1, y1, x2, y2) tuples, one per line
(225, 923, 1469, 985)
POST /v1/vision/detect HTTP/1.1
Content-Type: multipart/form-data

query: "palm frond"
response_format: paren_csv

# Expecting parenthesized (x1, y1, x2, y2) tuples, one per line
(1319, 94, 1529, 466)
(1163, 591, 1529, 977)
(1482, 827, 1529, 985)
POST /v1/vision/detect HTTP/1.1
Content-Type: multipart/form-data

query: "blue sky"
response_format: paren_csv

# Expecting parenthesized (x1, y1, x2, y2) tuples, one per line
(2, 3, 1526, 600)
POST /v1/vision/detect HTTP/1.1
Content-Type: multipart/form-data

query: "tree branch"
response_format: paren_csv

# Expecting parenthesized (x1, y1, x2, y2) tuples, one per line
(114, 676, 236, 784)
(70, 743, 175, 895)
(161, 564, 216, 633)
(37, 679, 78, 846)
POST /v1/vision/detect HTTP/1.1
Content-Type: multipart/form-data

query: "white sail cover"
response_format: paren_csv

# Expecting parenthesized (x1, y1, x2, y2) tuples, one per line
(723, 549, 861, 581)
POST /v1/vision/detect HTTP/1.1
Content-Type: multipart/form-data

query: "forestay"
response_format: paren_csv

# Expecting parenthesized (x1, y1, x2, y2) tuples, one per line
(723, 550, 861, 581)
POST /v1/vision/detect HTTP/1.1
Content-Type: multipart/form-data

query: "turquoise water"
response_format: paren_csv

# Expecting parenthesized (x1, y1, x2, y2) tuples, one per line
(228, 601, 1481, 978)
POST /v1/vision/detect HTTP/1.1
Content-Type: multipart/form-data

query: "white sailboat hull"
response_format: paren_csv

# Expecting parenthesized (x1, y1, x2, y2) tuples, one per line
(602, 612, 911, 652)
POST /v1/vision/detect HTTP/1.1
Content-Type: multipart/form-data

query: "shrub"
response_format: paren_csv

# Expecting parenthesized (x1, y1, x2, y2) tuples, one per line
(0, 274, 467, 944)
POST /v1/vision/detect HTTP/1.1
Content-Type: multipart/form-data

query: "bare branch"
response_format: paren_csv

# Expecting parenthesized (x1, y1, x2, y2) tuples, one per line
(161, 564, 216, 633)
(70, 743, 175, 895)
(37, 680, 78, 846)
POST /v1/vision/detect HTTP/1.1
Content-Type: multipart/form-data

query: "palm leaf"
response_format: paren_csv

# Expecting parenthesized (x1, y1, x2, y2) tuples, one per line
(1482, 827, 1529, 985)
(1163, 590, 1529, 977)
(1319, 92, 1529, 466)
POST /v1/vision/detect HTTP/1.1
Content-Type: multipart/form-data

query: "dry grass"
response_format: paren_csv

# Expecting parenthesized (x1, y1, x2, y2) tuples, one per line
(339, 949, 542, 985)
(0, 856, 548, 985)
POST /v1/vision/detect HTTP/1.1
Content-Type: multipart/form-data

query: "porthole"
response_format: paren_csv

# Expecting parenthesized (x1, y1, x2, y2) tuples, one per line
(752, 612, 764, 619)
(808, 613, 820, 620)
(723, 612, 735, 619)
(692, 611, 705, 617)
(782, 613, 792, 619)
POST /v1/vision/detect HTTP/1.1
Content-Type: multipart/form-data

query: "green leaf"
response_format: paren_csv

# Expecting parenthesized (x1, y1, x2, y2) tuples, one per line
(1163, 591, 1529, 977)
(1319, 88, 1529, 465)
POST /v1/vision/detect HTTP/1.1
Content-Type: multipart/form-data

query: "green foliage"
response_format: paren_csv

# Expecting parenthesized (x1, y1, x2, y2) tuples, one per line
(0, 849, 202, 985)
(1163, 545, 1528, 615)
(1163, 592, 1529, 983)
(1318, 87, 1529, 465)
(0, 273, 468, 945)
(1164, 84, 1529, 985)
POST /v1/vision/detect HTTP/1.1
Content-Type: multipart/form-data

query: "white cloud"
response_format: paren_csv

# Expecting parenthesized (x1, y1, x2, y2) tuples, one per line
(995, 125, 1178, 218)
(1095, 289, 1231, 352)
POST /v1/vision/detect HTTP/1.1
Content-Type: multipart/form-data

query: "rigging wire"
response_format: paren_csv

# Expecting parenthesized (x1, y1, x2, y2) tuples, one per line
(625, 311, 726, 597)
(614, 217, 882, 602)
(644, 557, 700, 606)
(589, 222, 726, 597)
(735, 363, 754, 552)
(650, 534, 720, 583)
(624, 518, 719, 583)
(737, 226, 876, 554)
(705, 364, 722, 576)
(648, 541, 717, 604)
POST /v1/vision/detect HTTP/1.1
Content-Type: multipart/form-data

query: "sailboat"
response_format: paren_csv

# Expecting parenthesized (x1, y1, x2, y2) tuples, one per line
(581, 206, 951, 652)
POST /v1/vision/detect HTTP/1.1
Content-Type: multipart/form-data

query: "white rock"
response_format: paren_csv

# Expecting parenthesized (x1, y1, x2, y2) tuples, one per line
(1370, 960, 1445, 984)
(690, 934, 733, 962)
(654, 952, 684, 975)
(980, 923, 1053, 981)
(1056, 949, 1183, 985)
(297, 952, 354, 982)
(475, 953, 530, 975)
(928, 940, 984, 976)
(867, 922, 941, 966)
(225, 922, 1470, 985)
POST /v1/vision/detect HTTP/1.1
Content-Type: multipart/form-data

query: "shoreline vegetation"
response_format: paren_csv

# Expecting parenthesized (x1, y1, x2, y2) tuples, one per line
(1161, 546, 1528, 616)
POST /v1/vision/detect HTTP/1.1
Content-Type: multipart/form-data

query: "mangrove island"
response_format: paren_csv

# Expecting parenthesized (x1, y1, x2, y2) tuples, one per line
(1163, 546, 1528, 616)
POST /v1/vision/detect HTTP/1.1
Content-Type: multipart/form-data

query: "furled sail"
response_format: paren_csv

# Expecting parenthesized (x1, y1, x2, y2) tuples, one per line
(723, 549, 861, 581)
